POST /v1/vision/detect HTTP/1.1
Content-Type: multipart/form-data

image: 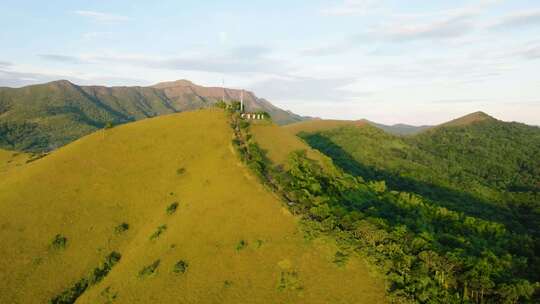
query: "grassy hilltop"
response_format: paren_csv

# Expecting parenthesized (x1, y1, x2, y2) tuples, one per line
(0, 109, 385, 303)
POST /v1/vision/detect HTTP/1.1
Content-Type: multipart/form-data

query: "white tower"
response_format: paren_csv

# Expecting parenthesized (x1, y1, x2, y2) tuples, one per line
(222, 78, 225, 104)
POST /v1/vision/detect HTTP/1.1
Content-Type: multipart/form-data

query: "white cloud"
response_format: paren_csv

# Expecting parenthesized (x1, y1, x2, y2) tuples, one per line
(39, 54, 83, 64)
(379, 14, 475, 41)
(249, 76, 359, 102)
(489, 10, 540, 30)
(514, 45, 540, 60)
(74, 10, 129, 22)
(38, 46, 288, 75)
(321, 0, 381, 16)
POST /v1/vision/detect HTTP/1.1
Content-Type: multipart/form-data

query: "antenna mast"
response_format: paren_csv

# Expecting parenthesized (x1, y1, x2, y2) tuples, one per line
(222, 78, 225, 103)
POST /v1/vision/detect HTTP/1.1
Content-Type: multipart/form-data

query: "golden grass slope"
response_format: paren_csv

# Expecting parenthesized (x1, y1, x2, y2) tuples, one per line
(0, 109, 385, 303)
(250, 122, 328, 168)
(0, 149, 30, 176)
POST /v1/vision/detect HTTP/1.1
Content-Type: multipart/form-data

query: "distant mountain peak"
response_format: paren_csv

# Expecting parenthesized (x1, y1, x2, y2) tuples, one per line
(361, 119, 432, 135)
(441, 111, 496, 127)
(48, 79, 75, 87)
(151, 79, 195, 89)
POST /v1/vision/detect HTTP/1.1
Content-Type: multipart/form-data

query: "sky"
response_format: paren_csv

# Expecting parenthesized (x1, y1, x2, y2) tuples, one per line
(1, 0, 539, 125)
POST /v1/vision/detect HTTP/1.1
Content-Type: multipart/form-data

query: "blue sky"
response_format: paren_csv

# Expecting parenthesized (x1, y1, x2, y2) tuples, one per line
(1, 0, 539, 125)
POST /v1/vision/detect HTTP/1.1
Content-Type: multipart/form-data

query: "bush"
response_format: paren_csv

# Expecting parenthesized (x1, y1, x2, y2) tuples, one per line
(166, 202, 179, 215)
(236, 240, 248, 251)
(90, 251, 122, 284)
(51, 234, 68, 250)
(173, 260, 189, 274)
(239, 120, 250, 129)
(278, 271, 303, 291)
(49, 278, 89, 304)
(149, 225, 167, 240)
(333, 251, 349, 267)
(214, 101, 227, 109)
(176, 167, 186, 175)
(49, 251, 121, 304)
(139, 260, 160, 278)
(114, 223, 129, 234)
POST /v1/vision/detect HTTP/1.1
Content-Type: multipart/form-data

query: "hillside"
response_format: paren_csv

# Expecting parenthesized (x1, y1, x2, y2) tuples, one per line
(0, 80, 304, 152)
(294, 113, 540, 197)
(438, 111, 495, 128)
(364, 120, 432, 136)
(288, 112, 540, 303)
(284, 119, 367, 135)
(284, 118, 430, 136)
(0, 148, 30, 176)
(0, 109, 385, 304)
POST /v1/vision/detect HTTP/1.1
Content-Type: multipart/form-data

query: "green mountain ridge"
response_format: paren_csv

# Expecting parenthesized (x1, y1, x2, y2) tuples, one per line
(0, 79, 305, 152)
(290, 115, 540, 302)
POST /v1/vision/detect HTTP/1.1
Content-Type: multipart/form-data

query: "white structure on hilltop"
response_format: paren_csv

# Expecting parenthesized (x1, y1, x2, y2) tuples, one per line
(241, 113, 265, 120)
(239, 89, 267, 120)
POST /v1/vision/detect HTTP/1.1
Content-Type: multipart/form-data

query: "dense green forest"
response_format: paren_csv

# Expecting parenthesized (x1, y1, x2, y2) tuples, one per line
(232, 113, 540, 303)
(297, 119, 540, 237)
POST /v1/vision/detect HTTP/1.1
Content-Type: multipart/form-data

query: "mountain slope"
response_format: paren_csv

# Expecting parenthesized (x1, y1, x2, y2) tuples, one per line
(284, 119, 367, 135)
(0, 80, 304, 152)
(0, 148, 30, 177)
(296, 113, 540, 224)
(364, 120, 432, 136)
(288, 112, 540, 302)
(284, 118, 430, 136)
(438, 111, 495, 128)
(0, 109, 384, 303)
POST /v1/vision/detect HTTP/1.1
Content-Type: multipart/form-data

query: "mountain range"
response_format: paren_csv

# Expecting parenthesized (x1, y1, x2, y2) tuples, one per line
(0, 79, 304, 152)
(1, 80, 539, 303)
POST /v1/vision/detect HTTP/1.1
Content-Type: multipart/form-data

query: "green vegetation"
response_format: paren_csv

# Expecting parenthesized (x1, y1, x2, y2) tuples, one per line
(236, 240, 248, 251)
(51, 234, 68, 250)
(166, 202, 179, 215)
(149, 225, 167, 241)
(333, 251, 348, 267)
(278, 271, 303, 291)
(234, 114, 540, 303)
(173, 260, 189, 274)
(138, 260, 160, 278)
(282, 117, 540, 303)
(49, 278, 89, 304)
(114, 223, 129, 234)
(90, 252, 122, 284)
(49, 251, 121, 304)
(176, 167, 186, 175)
(99, 286, 118, 304)
(104, 122, 114, 129)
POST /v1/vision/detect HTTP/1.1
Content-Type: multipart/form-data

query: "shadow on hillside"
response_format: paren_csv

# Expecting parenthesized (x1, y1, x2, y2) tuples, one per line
(300, 133, 526, 233)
